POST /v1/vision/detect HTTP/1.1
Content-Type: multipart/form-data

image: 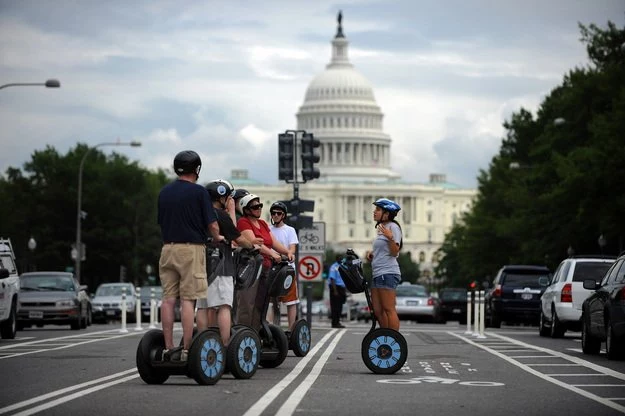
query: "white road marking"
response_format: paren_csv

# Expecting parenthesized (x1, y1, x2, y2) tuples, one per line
(450, 332, 625, 414)
(243, 329, 339, 416)
(0, 369, 137, 415)
(275, 329, 347, 416)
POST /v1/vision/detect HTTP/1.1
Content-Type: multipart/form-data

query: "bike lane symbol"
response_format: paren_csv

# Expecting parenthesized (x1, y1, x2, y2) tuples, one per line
(377, 376, 504, 387)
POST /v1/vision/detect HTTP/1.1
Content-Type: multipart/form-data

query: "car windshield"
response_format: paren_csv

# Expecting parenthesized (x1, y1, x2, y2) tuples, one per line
(21, 275, 74, 291)
(440, 290, 467, 301)
(140, 287, 163, 299)
(96, 285, 133, 297)
(572, 262, 613, 283)
(396, 285, 428, 297)
(503, 272, 549, 288)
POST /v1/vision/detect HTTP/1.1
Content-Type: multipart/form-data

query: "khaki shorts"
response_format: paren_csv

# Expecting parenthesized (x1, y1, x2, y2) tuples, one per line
(197, 276, 234, 309)
(279, 279, 299, 305)
(159, 243, 207, 300)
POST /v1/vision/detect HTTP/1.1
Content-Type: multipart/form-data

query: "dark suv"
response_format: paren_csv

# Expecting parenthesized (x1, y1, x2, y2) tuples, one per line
(485, 265, 551, 328)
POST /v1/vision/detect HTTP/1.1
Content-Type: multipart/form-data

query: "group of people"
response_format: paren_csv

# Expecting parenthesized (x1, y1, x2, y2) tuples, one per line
(156, 150, 300, 361)
(156, 150, 404, 361)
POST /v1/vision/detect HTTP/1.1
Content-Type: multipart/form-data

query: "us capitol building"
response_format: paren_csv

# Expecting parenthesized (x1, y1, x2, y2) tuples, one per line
(229, 15, 476, 280)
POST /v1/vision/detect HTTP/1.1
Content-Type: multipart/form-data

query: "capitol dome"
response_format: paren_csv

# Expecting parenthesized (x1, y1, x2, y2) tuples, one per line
(296, 13, 400, 182)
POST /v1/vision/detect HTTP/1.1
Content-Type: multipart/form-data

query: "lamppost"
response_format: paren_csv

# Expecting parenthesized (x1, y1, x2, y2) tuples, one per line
(598, 234, 607, 255)
(75, 141, 142, 283)
(28, 237, 37, 272)
(0, 79, 61, 90)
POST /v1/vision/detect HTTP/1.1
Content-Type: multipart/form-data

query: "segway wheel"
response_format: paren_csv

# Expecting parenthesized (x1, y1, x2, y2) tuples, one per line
(188, 329, 225, 385)
(290, 319, 311, 357)
(227, 328, 261, 379)
(136, 329, 170, 384)
(361, 328, 407, 375)
(231, 324, 247, 334)
(259, 324, 289, 368)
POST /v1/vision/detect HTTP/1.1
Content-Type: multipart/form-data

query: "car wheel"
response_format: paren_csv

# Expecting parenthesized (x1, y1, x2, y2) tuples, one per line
(538, 310, 550, 337)
(550, 308, 565, 338)
(606, 317, 625, 360)
(70, 318, 81, 330)
(0, 301, 17, 339)
(490, 311, 501, 328)
(581, 314, 601, 355)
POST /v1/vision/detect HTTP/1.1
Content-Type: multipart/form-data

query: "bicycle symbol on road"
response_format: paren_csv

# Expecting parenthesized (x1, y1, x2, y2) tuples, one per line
(299, 232, 319, 244)
(377, 376, 504, 387)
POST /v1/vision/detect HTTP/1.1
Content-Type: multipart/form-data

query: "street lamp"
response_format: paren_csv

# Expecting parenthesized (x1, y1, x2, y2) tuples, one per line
(0, 79, 61, 90)
(28, 237, 37, 272)
(598, 234, 607, 255)
(75, 141, 142, 283)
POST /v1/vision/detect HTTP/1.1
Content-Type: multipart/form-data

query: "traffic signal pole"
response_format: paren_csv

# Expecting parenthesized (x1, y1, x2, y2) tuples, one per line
(278, 129, 319, 325)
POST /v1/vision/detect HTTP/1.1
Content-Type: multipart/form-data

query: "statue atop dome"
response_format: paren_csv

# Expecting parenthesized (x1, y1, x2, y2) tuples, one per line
(336, 10, 344, 38)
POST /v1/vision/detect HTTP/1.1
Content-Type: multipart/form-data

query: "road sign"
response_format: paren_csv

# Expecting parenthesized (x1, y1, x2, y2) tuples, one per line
(299, 221, 325, 253)
(298, 254, 323, 282)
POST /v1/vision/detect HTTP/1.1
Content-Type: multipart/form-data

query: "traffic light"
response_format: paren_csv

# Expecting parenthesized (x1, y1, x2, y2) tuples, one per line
(283, 197, 315, 231)
(300, 132, 320, 182)
(278, 133, 295, 181)
(469, 280, 477, 290)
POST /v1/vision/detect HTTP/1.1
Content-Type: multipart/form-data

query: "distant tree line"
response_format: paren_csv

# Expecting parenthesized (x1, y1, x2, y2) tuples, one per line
(436, 21, 625, 287)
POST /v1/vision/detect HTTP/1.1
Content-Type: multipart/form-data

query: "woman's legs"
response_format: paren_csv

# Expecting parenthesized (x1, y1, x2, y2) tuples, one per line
(370, 288, 388, 328)
(377, 288, 399, 331)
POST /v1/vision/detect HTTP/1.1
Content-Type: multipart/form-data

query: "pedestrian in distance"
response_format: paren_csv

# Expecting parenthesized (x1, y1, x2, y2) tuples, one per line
(196, 179, 258, 346)
(366, 198, 402, 331)
(267, 201, 299, 331)
(157, 150, 223, 362)
(236, 194, 293, 332)
(328, 254, 347, 328)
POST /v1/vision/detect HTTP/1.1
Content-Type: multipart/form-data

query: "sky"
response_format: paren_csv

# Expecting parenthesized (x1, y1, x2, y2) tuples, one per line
(0, 0, 623, 188)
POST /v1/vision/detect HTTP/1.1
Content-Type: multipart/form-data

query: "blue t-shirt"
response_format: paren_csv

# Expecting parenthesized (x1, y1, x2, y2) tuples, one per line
(371, 221, 402, 278)
(328, 261, 345, 288)
(157, 179, 217, 243)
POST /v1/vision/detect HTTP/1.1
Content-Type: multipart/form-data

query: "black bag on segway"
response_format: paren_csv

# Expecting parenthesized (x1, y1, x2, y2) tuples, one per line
(205, 241, 226, 287)
(338, 249, 366, 294)
(232, 247, 263, 290)
(266, 259, 295, 298)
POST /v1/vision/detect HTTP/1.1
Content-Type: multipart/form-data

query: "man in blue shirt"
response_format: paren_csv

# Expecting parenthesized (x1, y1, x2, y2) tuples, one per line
(157, 150, 222, 361)
(327, 254, 347, 328)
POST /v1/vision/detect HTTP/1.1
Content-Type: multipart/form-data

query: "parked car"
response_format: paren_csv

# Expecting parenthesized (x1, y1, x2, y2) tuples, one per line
(349, 292, 371, 322)
(540, 256, 615, 337)
(395, 283, 440, 323)
(0, 238, 20, 339)
(581, 253, 625, 360)
(485, 265, 551, 328)
(439, 288, 468, 324)
(17, 272, 91, 330)
(91, 282, 137, 323)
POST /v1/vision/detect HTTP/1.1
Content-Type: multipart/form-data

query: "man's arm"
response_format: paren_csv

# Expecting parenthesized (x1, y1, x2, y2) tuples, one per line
(208, 220, 224, 242)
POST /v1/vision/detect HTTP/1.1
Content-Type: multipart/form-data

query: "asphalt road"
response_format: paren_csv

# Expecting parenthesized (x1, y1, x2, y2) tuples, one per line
(1, 319, 624, 416)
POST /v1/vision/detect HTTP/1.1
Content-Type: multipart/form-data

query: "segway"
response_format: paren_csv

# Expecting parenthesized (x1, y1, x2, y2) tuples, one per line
(254, 256, 295, 368)
(268, 286, 311, 357)
(224, 246, 264, 379)
(338, 249, 408, 374)
(136, 327, 225, 385)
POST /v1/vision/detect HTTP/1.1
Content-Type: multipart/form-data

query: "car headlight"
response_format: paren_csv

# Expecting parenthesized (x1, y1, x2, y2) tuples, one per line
(56, 300, 76, 307)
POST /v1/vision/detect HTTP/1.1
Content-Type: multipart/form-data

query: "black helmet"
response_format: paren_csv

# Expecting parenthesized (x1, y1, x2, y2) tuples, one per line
(173, 150, 201, 176)
(270, 201, 288, 214)
(233, 188, 249, 201)
(206, 179, 235, 200)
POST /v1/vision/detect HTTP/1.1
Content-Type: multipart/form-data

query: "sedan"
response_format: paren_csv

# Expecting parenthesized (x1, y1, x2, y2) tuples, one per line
(17, 272, 91, 330)
(395, 283, 440, 323)
(580, 254, 625, 360)
(438, 288, 468, 324)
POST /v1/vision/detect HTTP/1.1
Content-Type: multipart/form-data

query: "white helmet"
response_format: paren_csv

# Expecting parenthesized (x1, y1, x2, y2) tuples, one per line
(239, 193, 261, 212)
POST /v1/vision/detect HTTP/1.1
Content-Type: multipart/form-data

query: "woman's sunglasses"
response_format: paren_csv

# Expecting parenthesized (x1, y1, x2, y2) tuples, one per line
(248, 203, 263, 210)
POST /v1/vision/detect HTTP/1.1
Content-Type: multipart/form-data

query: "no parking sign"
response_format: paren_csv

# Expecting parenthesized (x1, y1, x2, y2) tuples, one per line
(298, 254, 322, 282)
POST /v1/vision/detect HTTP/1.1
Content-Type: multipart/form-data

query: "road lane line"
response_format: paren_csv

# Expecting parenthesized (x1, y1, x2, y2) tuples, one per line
(0, 368, 137, 415)
(11, 374, 139, 416)
(0, 329, 126, 350)
(0, 332, 142, 360)
(275, 329, 346, 416)
(243, 329, 338, 416)
(450, 332, 625, 414)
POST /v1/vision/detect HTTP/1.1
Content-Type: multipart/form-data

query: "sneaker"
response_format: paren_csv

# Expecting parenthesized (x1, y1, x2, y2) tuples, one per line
(159, 348, 169, 361)
(163, 346, 185, 362)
